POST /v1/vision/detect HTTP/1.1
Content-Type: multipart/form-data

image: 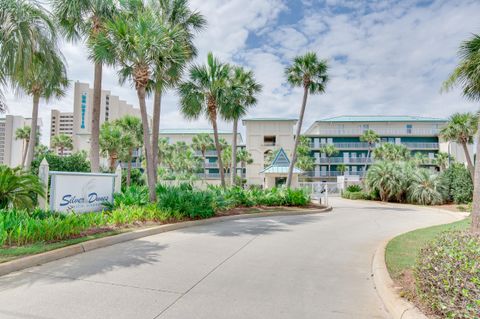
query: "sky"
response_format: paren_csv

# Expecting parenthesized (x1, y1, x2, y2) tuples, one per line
(4, 0, 480, 145)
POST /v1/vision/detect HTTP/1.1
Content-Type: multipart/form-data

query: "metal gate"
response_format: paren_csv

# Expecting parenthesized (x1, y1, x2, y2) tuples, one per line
(299, 182, 342, 206)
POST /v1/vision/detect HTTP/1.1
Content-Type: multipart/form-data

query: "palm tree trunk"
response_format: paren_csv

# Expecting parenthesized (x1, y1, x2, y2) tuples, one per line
(152, 90, 162, 182)
(127, 149, 132, 187)
(137, 87, 156, 202)
(60, 147, 64, 156)
(25, 94, 40, 170)
(461, 142, 474, 179)
(202, 151, 207, 182)
(364, 147, 371, 171)
(212, 120, 225, 188)
(286, 86, 309, 188)
(471, 121, 480, 233)
(230, 118, 238, 186)
(21, 140, 27, 168)
(90, 62, 102, 173)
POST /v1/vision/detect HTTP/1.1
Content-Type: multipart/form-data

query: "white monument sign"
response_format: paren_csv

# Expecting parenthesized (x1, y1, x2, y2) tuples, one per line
(49, 171, 116, 213)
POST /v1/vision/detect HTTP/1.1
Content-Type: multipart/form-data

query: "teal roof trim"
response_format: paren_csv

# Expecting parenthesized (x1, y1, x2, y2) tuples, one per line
(260, 148, 303, 174)
(318, 115, 447, 123)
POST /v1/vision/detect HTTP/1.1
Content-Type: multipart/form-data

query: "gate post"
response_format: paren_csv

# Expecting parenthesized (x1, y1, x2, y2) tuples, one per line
(38, 158, 49, 210)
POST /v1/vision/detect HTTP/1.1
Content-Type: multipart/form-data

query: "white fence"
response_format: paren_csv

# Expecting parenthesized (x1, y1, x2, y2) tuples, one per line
(299, 181, 342, 206)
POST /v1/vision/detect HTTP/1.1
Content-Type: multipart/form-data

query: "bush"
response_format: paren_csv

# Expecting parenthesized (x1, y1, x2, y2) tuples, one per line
(346, 184, 362, 192)
(0, 166, 45, 209)
(415, 231, 480, 319)
(215, 186, 310, 208)
(105, 185, 149, 209)
(342, 190, 370, 200)
(407, 169, 447, 205)
(441, 164, 473, 204)
(31, 152, 90, 175)
(122, 168, 145, 188)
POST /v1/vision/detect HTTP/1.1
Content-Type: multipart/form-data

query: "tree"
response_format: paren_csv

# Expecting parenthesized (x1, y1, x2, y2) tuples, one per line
(443, 34, 480, 232)
(15, 126, 31, 167)
(114, 115, 143, 186)
(148, 0, 206, 181)
(236, 148, 253, 167)
(158, 137, 171, 167)
(53, 0, 117, 173)
(99, 122, 133, 172)
(373, 143, 410, 162)
(337, 164, 347, 176)
(440, 112, 477, 179)
(51, 134, 73, 156)
(360, 129, 380, 171)
(0, 0, 57, 113)
(295, 136, 315, 172)
(285, 53, 329, 187)
(191, 133, 213, 179)
(14, 50, 68, 170)
(0, 166, 44, 209)
(223, 67, 262, 185)
(407, 169, 446, 205)
(319, 144, 339, 173)
(91, 2, 182, 201)
(178, 52, 231, 188)
(435, 152, 453, 172)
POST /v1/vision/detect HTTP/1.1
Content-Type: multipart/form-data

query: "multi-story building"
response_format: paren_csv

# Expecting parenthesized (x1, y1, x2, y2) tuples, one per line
(303, 115, 470, 180)
(159, 128, 244, 180)
(71, 81, 144, 154)
(0, 115, 42, 167)
(50, 109, 74, 155)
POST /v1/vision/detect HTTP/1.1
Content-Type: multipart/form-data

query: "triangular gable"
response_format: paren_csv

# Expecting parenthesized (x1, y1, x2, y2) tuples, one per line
(271, 148, 290, 167)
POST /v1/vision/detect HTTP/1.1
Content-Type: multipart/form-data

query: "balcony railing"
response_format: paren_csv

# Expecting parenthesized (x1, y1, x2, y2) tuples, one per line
(310, 128, 440, 136)
(197, 172, 246, 179)
(315, 157, 374, 164)
(303, 171, 366, 178)
(403, 143, 439, 149)
(310, 142, 439, 150)
(204, 162, 219, 168)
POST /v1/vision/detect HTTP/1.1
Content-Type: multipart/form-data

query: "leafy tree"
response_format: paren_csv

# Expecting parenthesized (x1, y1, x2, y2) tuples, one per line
(114, 115, 143, 186)
(285, 52, 329, 187)
(99, 122, 133, 172)
(373, 143, 410, 161)
(158, 137, 171, 167)
(0, 0, 57, 112)
(434, 151, 453, 172)
(319, 144, 339, 172)
(223, 66, 261, 184)
(295, 136, 314, 171)
(51, 133, 73, 156)
(0, 165, 44, 209)
(14, 50, 68, 170)
(178, 53, 231, 188)
(191, 133, 213, 180)
(412, 152, 428, 166)
(15, 126, 31, 167)
(441, 163, 473, 204)
(360, 129, 380, 170)
(337, 164, 347, 175)
(31, 152, 90, 175)
(366, 161, 412, 202)
(443, 33, 480, 232)
(439, 112, 477, 178)
(53, 0, 117, 172)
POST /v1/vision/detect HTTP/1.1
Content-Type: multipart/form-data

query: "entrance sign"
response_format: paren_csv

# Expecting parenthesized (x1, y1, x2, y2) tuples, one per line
(49, 171, 116, 213)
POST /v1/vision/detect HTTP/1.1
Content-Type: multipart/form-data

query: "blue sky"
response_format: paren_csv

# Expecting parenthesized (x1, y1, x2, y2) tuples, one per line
(4, 0, 480, 145)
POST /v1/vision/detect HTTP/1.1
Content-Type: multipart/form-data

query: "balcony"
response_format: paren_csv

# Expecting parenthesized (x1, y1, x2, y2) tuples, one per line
(197, 172, 246, 179)
(403, 143, 439, 150)
(309, 142, 439, 150)
(204, 162, 219, 168)
(310, 128, 440, 136)
(315, 157, 374, 164)
(303, 171, 366, 178)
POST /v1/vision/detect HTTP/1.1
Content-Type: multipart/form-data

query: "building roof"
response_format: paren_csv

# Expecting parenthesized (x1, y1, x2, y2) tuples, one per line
(242, 118, 298, 122)
(260, 148, 303, 174)
(159, 128, 236, 135)
(317, 115, 447, 122)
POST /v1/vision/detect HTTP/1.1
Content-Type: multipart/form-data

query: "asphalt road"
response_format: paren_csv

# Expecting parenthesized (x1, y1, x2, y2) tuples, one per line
(0, 198, 461, 319)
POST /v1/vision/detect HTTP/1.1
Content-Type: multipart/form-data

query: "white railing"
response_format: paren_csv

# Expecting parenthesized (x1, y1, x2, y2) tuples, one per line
(204, 162, 219, 168)
(303, 171, 366, 178)
(403, 143, 439, 149)
(315, 157, 374, 164)
(309, 142, 439, 150)
(310, 128, 440, 136)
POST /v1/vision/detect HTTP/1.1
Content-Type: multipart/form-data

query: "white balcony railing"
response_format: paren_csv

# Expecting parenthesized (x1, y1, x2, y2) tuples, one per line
(303, 171, 366, 178)
(310, 128, 440, 136)
(310, 142, 439, 150)
(315, 157, 374, 164)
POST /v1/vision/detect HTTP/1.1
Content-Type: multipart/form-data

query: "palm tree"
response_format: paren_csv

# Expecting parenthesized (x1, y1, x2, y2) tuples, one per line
(148, 0, 206, 179)
(285, 52, 329, 187)
(236, 148, 253, 167)
(51, 133, 73, 156)
(373, 143, 410, 162)
(158, 137, 171, 167)
(360, 129, 380, 170)
(0, 0, 57, 113)
(178, 53, 231, 188)
(100, 122, 133, 172)
(53, 0, 117, 173)
(320, 144, 339, 173)
(0, 166, 45, 209)
(407, 169, 446, 205)
(15, 126, 31, 167)
(14, 50, 68, 170)
(114, 115, 143, 186)
(434, 152, 452, 172)
(443, 34, 480, 232)
(223, 66, 262, 185)
(191, 133, 213, 179)
(91, 3, 180, 201)
(440, 112, 477, 179)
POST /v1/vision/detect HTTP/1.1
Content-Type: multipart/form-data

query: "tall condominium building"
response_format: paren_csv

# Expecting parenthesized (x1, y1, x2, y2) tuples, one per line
(159, 128, 244, 180)
(0, 115, 42, 167)
(302, 115, 470, 180)
(50, 109, 74, 155)
(71, 81, 144, 154)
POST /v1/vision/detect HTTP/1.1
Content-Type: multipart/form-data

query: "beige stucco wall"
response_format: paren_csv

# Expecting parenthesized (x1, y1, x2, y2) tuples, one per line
(264, 173, 299, 189)
(243, 119, 297, 186)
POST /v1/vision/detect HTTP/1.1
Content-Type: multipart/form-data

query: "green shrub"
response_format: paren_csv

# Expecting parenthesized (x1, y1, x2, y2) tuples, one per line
(105, 185, 149, 209)
(415, 231, 480, 318)
(0, 166, 45, 209)
(346, 184, 362, 192)
(407, 169, 446, 205)
(342, 190, 370, 200)
(441, 164, 473, 204)
(122, 168, 145, 188)
(31, 152, 90, 175)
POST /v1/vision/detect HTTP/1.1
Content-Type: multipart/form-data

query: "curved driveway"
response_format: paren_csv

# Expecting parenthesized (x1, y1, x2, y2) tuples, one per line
(0, 198, 462, 319)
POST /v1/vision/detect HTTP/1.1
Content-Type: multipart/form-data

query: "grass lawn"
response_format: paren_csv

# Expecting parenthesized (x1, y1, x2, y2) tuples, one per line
(385, 217, 471, 280)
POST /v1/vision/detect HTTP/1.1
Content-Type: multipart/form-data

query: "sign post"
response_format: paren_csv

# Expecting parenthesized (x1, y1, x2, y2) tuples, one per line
(38, 158, 49, 210)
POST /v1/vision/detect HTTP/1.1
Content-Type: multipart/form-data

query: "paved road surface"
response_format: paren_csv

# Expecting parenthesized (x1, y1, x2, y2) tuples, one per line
(0, 198, 461, 319)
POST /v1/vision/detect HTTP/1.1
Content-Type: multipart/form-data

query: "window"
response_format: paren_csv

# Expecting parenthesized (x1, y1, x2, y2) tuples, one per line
(263, 136, 276, 146)
(406, 124, 413, 134)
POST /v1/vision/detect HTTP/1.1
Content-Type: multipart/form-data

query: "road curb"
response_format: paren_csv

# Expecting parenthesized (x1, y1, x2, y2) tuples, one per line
(372, 239, 429, 319)
(0, 206, 332, 277)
